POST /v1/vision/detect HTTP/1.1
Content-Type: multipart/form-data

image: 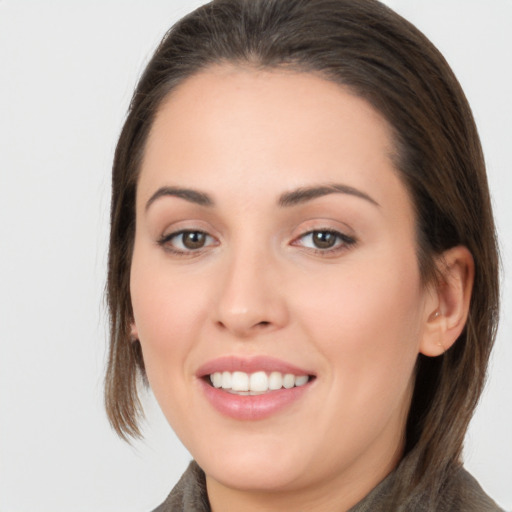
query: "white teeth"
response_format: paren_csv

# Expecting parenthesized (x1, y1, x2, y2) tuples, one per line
(221, 371, 232, 390)
(268, 371, 283, 390)
(231, 371, 249, 391)
(212, 372, 222, 388)
(209, 370, 310, 393)
(249, 371, 268, 392)
(283, 373, 295, 389)
(295, 375, 309, 386)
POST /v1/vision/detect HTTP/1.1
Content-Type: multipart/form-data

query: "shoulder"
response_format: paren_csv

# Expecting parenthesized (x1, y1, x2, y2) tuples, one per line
(442, 467, 505, 512)
(152, 461, 210, 512)
(349, 461, 504, 512)
(150, 461, 504, 512)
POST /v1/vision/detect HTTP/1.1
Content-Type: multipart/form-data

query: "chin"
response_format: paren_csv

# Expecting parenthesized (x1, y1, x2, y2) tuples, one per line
(203, 456, 308, 492)
(193, 433, 313, 491)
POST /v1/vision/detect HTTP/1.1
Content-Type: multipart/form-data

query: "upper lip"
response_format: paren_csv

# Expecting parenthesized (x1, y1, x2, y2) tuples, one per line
(196, 356, 315, 377)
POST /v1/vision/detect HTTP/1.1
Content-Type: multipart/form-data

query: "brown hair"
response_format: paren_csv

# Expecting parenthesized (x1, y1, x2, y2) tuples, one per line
(105, 0, 499, 506)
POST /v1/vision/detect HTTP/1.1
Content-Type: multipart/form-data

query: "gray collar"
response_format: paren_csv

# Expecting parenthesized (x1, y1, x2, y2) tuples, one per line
(153, 457, 503, 511)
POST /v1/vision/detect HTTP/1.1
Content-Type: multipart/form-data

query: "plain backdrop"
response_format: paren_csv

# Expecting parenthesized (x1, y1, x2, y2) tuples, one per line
(0, 1, 511, 511)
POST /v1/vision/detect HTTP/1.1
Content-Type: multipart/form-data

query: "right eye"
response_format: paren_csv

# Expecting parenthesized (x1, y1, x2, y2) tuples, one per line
(158, 230, 217, 254)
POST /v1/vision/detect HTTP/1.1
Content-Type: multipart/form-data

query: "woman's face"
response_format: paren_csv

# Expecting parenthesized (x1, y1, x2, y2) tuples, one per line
(131, 67, 435, 500)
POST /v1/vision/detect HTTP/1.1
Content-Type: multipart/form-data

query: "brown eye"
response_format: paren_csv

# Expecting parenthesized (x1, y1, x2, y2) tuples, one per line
(311, 231, 337, 249)
(294, 229, 356, 254)
(182, 231, 207, 249)
(159, 230, 216, 253)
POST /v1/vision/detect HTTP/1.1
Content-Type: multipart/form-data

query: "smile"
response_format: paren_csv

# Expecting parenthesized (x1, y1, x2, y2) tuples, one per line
(198, 356, 315, 420)
(209, 370, 310, 395)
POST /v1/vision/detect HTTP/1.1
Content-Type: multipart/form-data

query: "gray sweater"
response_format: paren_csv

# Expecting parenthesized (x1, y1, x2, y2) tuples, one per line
(153, 459, 504, 511)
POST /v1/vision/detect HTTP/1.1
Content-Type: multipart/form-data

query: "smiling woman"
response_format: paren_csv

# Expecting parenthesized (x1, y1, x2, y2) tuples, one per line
(104, 1, 503, 511)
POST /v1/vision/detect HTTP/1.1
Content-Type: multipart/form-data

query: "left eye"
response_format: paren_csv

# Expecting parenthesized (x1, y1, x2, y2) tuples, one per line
(295, 230, 355, 251)
(159, 230, 216, 252)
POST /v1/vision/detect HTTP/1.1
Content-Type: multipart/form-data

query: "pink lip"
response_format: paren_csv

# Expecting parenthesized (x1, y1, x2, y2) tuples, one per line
(199, 380, 312, 421)
(196, 355, 313, 377)
(196, 356, 315, 421)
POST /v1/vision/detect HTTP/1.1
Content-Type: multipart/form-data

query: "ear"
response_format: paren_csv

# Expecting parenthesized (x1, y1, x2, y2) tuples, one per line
(420, 246, 474, 357)
(130, 321, 139, 342)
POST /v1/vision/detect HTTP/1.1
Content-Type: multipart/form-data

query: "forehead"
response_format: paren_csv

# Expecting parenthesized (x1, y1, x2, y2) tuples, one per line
(146, 65, 393, 158)
(139, 66, 410, 217)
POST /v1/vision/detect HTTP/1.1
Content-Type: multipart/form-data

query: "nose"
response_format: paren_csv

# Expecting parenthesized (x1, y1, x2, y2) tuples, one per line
(213, 246, 289, 338)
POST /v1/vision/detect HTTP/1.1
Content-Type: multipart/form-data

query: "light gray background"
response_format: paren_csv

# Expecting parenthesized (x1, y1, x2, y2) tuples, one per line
(0, 1, 510, 511)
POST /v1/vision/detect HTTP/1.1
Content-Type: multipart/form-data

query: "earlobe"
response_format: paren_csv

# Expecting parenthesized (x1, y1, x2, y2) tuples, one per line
(419, 246, 474, 357)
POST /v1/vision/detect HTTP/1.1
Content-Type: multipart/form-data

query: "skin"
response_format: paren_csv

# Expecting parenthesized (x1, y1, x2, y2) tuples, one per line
(130, 67, 473, 511)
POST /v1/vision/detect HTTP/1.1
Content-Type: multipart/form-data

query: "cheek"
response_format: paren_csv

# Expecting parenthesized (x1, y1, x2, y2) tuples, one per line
(129, 248, 208, 382)
(295, 252, 424, 392)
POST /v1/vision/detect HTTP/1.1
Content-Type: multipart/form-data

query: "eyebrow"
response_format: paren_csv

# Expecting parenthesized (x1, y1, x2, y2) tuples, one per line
(145, 186, 214, 211)
(278, 184, 380, 208)
(145, 182, 379, 211)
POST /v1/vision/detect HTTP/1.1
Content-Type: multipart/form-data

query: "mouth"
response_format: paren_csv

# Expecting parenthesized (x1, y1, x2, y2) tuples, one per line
(205, 370, 312, 395)
(197, 356, 316, 420)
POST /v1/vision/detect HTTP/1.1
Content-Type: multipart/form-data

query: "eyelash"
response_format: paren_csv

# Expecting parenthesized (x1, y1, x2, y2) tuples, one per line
(292, 229, 356, 255)
(157, 230, 217, 256)
(157, 229, 356, 257)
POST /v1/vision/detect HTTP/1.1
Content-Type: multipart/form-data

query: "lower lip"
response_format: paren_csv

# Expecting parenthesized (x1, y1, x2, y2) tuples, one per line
(199, 379, 312, 421)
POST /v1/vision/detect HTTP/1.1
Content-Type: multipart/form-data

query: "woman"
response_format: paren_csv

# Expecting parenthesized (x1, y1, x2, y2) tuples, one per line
(105, 0, 503, 510)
